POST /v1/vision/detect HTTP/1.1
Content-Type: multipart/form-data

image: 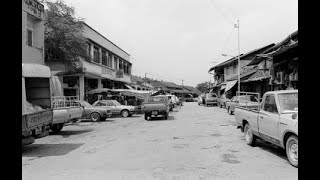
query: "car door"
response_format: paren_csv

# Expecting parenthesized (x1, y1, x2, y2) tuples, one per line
(258, 94, 281, 145)
(107, 101, 119, 115)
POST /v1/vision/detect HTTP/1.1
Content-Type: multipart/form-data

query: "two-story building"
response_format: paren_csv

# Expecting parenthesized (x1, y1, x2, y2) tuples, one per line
(22, 0, 45, 65)
(208, 43, 274, 98)
(46, 22, 132, 101)
(247, 30, 298, 91)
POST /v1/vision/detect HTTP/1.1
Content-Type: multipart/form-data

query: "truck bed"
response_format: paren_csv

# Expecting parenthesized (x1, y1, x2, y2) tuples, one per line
(234, 106, 259, 132)
(22, 109, 53, 137)
(143, 103, 168, 112)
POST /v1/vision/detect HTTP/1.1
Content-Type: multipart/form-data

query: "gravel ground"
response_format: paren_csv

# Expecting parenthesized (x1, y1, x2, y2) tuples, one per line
(22, 102, 297, 180)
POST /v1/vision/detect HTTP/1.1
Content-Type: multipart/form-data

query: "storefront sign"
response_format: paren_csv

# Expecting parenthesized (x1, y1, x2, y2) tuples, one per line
(116, 70, 124, 78)
(101, 67, 113, 76)
(23, 0, 44, 18)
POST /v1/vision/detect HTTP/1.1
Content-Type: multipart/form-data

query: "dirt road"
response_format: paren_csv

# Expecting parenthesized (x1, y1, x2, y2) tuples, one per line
(22, 102, 297, 180)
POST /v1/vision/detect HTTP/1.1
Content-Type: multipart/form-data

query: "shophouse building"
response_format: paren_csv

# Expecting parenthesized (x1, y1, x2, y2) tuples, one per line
(46, 22, 132, 100)
(22, 0, 45, 65)
(247, 30, 298, 91)
(208, 43, 274, 98)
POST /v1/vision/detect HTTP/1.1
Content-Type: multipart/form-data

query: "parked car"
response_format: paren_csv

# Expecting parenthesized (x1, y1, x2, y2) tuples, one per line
(198, 95, 205, 105)
(234, 90, 298, 167)
(165, 94, 180, 111)
(205, 93, 218, 106)
(77, 100, 112, 121)
(217, 94, 230, 108)
(92, 100, 137, 117)
(226, 95, 260, 115)
(142, 95, 170, 120)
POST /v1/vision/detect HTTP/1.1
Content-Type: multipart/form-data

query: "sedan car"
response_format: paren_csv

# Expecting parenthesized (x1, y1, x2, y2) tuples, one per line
(226, 95, 260, 115)
(92, 100, 137, 117)
(77, 100, 112, 121)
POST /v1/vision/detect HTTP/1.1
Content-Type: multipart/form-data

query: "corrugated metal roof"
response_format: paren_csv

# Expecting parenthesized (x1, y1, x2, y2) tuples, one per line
(208, 43, 275, 72)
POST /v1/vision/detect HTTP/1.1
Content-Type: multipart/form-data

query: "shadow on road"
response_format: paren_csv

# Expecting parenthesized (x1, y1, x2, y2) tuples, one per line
(255, 139, 288, 161)
(22, 143, 84, 157)
(49, 128, 93, 138)
(148, 116, 175, 121)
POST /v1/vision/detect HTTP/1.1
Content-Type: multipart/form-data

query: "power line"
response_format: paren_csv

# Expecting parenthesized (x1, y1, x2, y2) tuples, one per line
(208, 0, 235, 25)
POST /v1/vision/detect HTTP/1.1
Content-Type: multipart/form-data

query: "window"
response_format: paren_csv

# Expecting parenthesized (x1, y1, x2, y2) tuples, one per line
(114, 57, 118, 70)
(86, 42, 91, 56)
(119, 59, 123, 70)
(263, 95, 278, 113)
(233, 65, 237, 74)
(93, 46, 100, 63)
(96, 101, 106, 106)
(102, 50, 107, 66)
(27, 29, 33, 46)
(225, 67, 229, 75)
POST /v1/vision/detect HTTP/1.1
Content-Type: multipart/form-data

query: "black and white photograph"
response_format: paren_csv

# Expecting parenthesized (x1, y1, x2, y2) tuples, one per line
(22, 0, 298, 179)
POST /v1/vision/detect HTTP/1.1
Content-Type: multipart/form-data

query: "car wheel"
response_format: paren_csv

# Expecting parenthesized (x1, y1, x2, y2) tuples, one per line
(286, 135, 298, 167)
(144, 113, 148, 120)
(121, 110, 130, 117)
(244, 123, 256, 146)
(220, 103, 222, 108)
(50, 123, 64, 133)
(90, 112, 101, 122)
(164, 112, 168, 120)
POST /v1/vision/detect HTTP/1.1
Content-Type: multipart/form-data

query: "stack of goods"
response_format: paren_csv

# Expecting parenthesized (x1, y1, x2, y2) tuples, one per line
(25, 101, 43, 114)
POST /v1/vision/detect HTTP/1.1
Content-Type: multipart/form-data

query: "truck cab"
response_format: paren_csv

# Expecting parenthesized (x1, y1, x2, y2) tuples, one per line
(234, 90, 298, 167)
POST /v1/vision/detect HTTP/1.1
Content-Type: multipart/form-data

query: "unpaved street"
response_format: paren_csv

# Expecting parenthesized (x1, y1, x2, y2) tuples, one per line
(22, 102, 297, 180)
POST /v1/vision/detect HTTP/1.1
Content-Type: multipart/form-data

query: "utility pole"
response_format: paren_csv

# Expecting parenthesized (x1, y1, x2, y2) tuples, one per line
(237, 19, 240, 95)
(144, 73, 147, 87)
(181, 80, 184, 86)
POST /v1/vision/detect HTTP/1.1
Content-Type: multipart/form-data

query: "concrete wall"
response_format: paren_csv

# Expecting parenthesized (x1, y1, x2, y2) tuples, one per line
(224, 60, 251, 81)
(22, 0, 45, 65)
(83, 24, 130, 62)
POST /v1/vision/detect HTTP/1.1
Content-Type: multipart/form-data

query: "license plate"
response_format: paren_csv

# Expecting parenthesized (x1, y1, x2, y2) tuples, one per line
(152, 111, 158, 115)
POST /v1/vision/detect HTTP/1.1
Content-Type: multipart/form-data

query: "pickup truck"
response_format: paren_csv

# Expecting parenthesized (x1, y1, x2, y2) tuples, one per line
(50, 96, 83, 133)
(22, 63, 53, 145)
(234, 90, 298, 167)
(142, 95, 170, 120)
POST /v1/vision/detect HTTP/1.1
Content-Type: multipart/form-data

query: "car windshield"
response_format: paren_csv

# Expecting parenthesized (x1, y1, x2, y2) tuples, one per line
(80, 101, 92, 108)
(278, 93, 298, 113)
(148, 96, 166, 103)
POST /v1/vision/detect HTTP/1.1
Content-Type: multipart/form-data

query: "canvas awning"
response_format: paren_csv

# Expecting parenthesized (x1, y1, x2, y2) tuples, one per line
(124, 84, 135, 90)
(224, 80, 237, 92)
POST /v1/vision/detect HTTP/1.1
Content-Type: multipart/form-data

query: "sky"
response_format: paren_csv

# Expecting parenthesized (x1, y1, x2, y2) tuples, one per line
(61, 0, 298, 87)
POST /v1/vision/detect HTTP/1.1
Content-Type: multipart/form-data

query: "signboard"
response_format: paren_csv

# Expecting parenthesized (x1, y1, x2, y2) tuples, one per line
(101, 67, 113, 76)
(116, 70, 124, 78)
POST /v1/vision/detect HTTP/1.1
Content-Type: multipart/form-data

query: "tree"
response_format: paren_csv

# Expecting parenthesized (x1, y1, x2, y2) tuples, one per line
(196, 81, 213, 93)
(43, 0, 90, 72)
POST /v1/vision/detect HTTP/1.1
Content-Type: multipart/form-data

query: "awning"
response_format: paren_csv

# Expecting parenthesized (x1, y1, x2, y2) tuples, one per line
(220, 85, 226, 90)
(224, 80, 237, 92)
(124, 84, 135, 90)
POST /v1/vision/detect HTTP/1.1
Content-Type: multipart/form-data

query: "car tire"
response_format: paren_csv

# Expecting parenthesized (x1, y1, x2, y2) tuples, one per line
(90, 112, 101, 122)
(121, 110, 130, 117)
(244, 123, 256, 146)
(286, 135, 298, 167)
(50, 123, 64, 133)
(144, 113, 149, 121)
(164, 112, 168, 120)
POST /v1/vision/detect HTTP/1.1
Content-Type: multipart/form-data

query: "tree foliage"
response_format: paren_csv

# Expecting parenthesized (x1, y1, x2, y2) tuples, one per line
(43, 0, 90, 72)
(196, 81, 213, 93)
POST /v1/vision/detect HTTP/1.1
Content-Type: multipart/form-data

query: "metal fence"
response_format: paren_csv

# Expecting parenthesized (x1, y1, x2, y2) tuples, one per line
(52, 96, 80, 109)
